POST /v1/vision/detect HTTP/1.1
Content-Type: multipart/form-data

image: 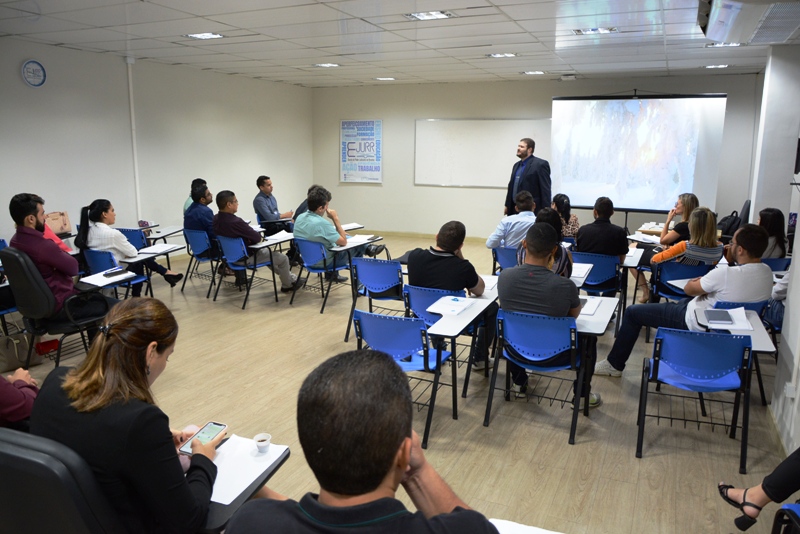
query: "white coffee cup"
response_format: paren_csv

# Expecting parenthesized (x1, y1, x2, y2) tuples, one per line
(254, 433, 271, 453)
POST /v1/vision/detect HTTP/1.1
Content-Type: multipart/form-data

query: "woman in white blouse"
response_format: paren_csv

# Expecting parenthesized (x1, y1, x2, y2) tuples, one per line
(75, 199, 182, 296)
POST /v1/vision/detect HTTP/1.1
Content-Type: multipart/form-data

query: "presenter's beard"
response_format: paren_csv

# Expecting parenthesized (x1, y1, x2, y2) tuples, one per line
(35, 220, 46, 233)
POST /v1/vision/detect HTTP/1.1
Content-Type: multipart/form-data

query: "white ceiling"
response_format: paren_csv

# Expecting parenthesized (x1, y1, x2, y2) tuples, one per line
(2, 0, 798, 87)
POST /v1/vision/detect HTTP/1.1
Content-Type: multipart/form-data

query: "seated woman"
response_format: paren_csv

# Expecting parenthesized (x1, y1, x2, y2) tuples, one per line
(30, 298, 223, 533)
(650, 207, 723, 266)
(552, 193, 580, 238)
(758, 207, 787, 259)
(632, 192, 699, 302)
(719, 446, 800, 531)
(516, 207, 573, 278)
(75, 199, 182, 296)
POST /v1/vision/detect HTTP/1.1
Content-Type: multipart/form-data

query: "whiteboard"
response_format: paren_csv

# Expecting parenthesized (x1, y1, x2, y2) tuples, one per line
(414, 119, 551, 188)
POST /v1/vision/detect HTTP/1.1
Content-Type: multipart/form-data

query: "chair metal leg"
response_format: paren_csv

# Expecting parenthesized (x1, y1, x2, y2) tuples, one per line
(699, 392, 707, 417)
(636, 364, 651, 458)
(483, 352, 502, 426)
(23, 332, 36, 370)
(55, 334, 68, 367)
(730, 390, 741, 440)
(568, 364, 585, 445)
(289, 267, 307, 305)
(461, 328, 480, 398)
(450, 348, 458, 420)
(0, 315, 9, 336)
(740, 373, 751, 474)
(205, 260, 217, 299)
(753, 353, 767, 406)
(241, 269, 257, 310)
(213, 263, 226, 301)
(181, 256, 194, 292)
(320, 276, 334, 314)
(421, 347, 442, 449)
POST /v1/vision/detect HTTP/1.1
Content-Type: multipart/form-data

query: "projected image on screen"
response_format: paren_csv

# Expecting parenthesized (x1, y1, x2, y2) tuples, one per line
(551, 96, 725, 212)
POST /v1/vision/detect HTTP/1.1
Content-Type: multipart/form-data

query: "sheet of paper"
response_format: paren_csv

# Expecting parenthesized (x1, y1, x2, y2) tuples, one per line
(268, 230, 293, 241)
(80, 269, 136, 287)
(210, 434, 289, 505)
(490, 518, 564, 534)
(579, 297, 601, 316)
(482, 275, 498, 290)
(725, 307, 753, 331)
(138, 243, 181, 254)
(347, 234, 374, 244)
(427, 296, 474, 316)
(571, 263, 592, 278)
(628, 233, 660, 244)
(342, 222, 362, 231)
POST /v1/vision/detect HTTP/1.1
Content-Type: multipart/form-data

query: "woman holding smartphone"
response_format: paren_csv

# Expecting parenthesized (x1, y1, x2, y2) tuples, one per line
(30, 298, 222, 533)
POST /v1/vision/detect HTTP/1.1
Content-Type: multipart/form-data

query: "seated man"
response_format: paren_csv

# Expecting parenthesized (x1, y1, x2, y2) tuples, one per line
(183, 178, 206, 214)
(595, 224, 774, 376)
(486, 190, 536, 250)
(575, 196, 628, 296)
(498, 223, 600, 407)
(0, 368, 38, 431)
(8, 193, 117, 322)
(212, 190, 301, 293)
(253, 175, 293, 232)
(407, 221, 497, 370)
(292, 184, 324, 222)
(183, 182, 219, 258)
(293, 186, 384, 283)
(226, 350, 498, 534)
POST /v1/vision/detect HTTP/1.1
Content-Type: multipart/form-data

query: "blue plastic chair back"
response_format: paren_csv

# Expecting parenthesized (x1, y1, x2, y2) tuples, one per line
(83, 249, 119, 274)
(352, 258, 402, 296)
(403, 285, 465, 326)
(117, 228, 147, 250)
(493, 247, 518, 271)
(714, 300, 768, 316)
(0, 239, 7, 251)
(653, 261, 712, 300)
(499, 309, 578, 368)
(216, 236, 250, 267)
(562, 237, 576, 247)
(184, 229, 211, 257)
(570, 252, 619, 285)
(651, 328, 751, 392)
(294, 238, 333, 272)
(762, 257, 791, 271)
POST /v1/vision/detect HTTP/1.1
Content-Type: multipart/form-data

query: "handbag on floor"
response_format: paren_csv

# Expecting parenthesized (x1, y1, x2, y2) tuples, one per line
(0, 333, 43, 372)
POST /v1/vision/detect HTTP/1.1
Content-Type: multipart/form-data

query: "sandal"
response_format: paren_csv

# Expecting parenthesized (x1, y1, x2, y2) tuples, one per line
(718, 483, 762, 531)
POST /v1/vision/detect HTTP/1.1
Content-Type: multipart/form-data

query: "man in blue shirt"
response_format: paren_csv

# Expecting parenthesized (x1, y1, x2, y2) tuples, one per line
(253, 176, 293, 230)
(486, 191, 536, 250)
(183, 183, 219, 258)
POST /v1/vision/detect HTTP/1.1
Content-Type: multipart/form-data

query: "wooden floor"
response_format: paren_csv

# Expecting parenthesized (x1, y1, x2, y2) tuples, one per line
(24, 234, 787, 534)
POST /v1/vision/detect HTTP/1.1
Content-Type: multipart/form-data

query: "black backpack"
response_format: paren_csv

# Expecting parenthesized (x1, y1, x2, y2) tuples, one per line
(717, 210, 742, 238)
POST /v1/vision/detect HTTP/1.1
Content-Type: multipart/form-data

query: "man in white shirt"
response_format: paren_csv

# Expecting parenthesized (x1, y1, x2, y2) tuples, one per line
(485, 191, 536, 250)
(595, 224, 774, 376)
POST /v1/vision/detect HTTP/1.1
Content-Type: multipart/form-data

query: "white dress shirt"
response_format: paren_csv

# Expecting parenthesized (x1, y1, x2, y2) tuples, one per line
(87, 222, 138, 262)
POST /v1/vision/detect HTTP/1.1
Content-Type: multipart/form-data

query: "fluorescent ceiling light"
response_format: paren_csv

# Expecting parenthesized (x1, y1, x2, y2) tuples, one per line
(705, 42, 742, 48)
(487, 53, 518, 58)
(521, 71, 545, 75)
(314, 63, 340, 68)
(572, 27, 618, 35)
(183, 33, 223, 40)
(375, 77, 395, 81)
(404, 11, 455, 21)
(705, 64, 729, 68)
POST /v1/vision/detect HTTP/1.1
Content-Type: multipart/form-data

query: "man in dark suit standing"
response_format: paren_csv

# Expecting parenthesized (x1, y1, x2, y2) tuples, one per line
(504, 137, 551, 216)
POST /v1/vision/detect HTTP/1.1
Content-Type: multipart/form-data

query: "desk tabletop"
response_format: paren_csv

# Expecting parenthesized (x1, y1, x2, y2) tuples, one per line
(570, 262, 592, 288)
(623, 247, 644, 267)
(331, 235, 382, 252)
(694, 309, 775, 353)
(149, 225, 183, 239)
(427, 275, 498, 337)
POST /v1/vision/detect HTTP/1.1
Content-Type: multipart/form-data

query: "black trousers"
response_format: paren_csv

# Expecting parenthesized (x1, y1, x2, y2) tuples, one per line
(763, 446, 800, 503)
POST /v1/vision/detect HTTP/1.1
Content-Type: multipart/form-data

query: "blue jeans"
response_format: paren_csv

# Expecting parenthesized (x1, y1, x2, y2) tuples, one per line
(606, 299, 690, 370)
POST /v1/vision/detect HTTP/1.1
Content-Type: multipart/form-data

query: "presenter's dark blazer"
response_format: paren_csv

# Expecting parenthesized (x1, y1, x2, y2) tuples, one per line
(505, 155, 551, 216)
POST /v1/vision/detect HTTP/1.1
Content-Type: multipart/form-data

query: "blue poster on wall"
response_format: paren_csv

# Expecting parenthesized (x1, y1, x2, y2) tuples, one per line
(340, 120, 382, 183)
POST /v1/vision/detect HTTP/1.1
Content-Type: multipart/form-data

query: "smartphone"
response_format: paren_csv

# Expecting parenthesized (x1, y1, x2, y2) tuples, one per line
(705, 309, 734, 325)
(102, 267, 126, 278)
(178, 421, 227, 455)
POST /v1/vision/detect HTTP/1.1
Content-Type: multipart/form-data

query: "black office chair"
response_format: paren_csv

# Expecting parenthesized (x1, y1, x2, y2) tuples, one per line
(0, 427, 124, 533)
(0, 247, 109, 368)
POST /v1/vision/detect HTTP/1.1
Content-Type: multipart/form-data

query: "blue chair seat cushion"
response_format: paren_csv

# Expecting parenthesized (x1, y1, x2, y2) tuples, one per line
(396, 349, 453, 373)
(503, 344, 578, 373)
(649, 359, 741, 393)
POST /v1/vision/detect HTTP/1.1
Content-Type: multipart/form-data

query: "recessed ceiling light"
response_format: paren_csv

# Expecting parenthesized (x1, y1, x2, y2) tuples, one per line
(487, 53, 518, 58)
(572, 27, 618, 35)
(314, 63, 340, 68)
(375, 77, 395, 81)
(183, 33, 224, 40)
(705, 42, 742, 48)
(521, 71, 545, 75)
(404, 11, 455, 21)
(705, 64, 729, 69)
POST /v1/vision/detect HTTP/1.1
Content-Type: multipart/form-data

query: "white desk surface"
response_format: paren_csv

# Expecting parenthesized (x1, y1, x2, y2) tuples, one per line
(331, 235, 382, 252)
(627, 233, 661, 245)
(249, 232, 295, 249)
(622, 247, 644, 267)
(694, 309, 775, 353)
(80, 268, 137, 287)
(576, 296, 618, 336)
(570, 263, 592, 288)
(119, 245, 184, 263)
(427, 275, 498, 337)
(341, 222, 364, 231)
(149, 225, 183, 239)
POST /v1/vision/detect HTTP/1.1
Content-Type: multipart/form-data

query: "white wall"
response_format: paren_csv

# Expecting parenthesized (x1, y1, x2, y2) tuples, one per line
(0, 37, 313, 241)
(312, 75, 763, 238)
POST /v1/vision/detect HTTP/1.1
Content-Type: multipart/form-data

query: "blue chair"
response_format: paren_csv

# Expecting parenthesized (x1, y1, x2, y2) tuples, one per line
(771, 503, 800, 533)
(571, 251, 623, 335)
(0, 239, 17, 335)
(290, 238, 350, 313)
(636, 328, 753, 473)
(344, 258, 404, 342)
(117, 228, 148, 250)
(562, 236, 576, 248)
(403, 284, 487, 398)
(352, 310, 455, 449)
(181, 229, 219, 298)
(82, 249, 148, 299)
(712, 300, 770, 407)
(214, 236, 278, 309)
(491, 246, 517, 274)
(483, 310, 587, 445)
(763, 257, 791, 272)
